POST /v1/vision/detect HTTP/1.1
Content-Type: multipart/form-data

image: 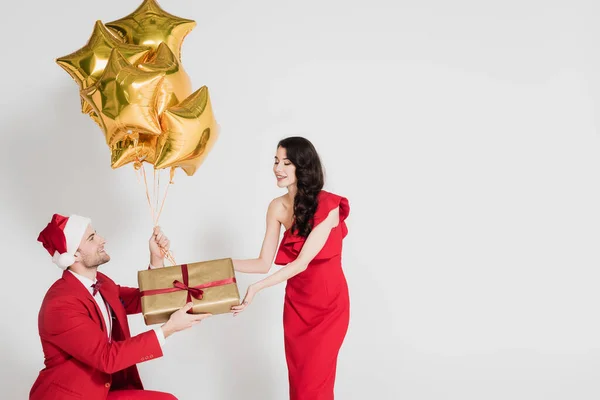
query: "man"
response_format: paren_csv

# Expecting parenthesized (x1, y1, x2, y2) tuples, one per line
(30, 213, 210, 400)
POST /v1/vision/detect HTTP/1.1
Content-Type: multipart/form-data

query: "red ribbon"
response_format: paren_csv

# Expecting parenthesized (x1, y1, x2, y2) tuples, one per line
(140, 264, 236, 305)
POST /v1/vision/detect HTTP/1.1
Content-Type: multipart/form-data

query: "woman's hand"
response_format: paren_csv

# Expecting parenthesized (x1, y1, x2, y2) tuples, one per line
(231, 284, 259, 316)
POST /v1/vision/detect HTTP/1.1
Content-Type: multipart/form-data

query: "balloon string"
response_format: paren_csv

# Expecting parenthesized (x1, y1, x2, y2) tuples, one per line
(149, 166, 176, 265)
(134, 149, 176, 266)
(155, 168, 176, 265)
(146, 166, 176, 265)
(155, 174, 171, 226)
(152, 168, 160, 214)
(140, 163, 156, 223)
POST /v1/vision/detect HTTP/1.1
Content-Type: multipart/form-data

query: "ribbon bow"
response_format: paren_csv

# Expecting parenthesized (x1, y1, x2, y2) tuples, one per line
(172, 280, 204, 300)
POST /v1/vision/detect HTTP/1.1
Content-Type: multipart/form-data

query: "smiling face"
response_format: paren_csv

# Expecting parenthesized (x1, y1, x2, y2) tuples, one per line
(273, 146, 297, 189)
(74, 224, 110, 268)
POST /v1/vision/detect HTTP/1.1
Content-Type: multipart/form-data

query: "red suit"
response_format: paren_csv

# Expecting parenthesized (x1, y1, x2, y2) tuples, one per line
(275, 190, 351, 400)
(30, 270, 175, 400)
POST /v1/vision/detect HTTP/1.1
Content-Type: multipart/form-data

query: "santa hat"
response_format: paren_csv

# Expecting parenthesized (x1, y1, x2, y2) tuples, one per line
(37, 213, 91, 269)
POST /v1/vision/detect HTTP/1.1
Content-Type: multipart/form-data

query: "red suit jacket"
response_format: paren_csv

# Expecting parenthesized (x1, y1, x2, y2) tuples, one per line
(30, 270, 163, 400)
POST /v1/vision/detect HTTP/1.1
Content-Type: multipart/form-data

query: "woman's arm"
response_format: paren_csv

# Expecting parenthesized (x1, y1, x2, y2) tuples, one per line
(232, 207, 340, 314)
(232, 199, 283, 274)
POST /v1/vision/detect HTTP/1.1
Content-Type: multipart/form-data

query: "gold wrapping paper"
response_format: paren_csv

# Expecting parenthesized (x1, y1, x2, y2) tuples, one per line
(138, 258, 240, 325)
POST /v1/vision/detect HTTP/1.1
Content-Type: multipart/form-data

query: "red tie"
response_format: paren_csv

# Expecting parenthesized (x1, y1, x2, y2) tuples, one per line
(91, 280, 102, 296)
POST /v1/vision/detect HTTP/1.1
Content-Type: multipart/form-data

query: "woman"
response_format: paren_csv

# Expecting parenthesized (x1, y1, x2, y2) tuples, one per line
(231, 136, 350, 400)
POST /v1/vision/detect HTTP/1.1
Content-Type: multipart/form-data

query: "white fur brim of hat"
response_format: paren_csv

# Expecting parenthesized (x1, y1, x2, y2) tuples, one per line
(52, 215, 91, 269)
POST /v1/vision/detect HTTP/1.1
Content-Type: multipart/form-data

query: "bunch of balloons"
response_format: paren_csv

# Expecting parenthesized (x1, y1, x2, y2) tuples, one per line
(57, 0, 218, 177)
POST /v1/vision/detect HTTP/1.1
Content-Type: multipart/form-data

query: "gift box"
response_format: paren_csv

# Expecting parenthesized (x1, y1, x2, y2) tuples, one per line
(138, 258, 240, 325)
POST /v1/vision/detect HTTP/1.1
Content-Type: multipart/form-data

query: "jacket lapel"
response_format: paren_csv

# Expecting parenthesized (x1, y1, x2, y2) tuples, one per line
(96, 272, 129, 338)
(61, 270, 109, 335)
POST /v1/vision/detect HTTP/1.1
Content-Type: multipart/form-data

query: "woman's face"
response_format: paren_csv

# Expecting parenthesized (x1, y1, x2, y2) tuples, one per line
(273, 146, 297, 189)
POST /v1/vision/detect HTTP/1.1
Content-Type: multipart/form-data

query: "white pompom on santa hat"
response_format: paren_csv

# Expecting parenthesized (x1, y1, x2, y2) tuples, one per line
(37, 213, 91, 269)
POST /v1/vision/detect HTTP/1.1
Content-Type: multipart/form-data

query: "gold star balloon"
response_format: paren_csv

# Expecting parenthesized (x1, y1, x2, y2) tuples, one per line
(58, 1, 219, 182)
(106, 0, 196, 61)
(80, 48, 166, 146)
(109, 43, 191, 169)
(138, 42, 192, 116)
(56, 20, 152, 114)
(155, 86, 218, 176)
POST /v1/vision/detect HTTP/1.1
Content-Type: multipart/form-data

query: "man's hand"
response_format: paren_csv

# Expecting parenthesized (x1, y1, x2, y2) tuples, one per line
(149, 226, 170, 268)
(161, 303, 212, 338)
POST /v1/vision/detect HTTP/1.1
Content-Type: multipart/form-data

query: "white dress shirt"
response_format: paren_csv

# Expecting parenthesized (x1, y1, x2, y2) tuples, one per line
(68, 270, 165, 346)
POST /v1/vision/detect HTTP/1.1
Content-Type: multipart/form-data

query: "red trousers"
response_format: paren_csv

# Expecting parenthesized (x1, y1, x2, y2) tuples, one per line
(107, 390, 177, 400)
